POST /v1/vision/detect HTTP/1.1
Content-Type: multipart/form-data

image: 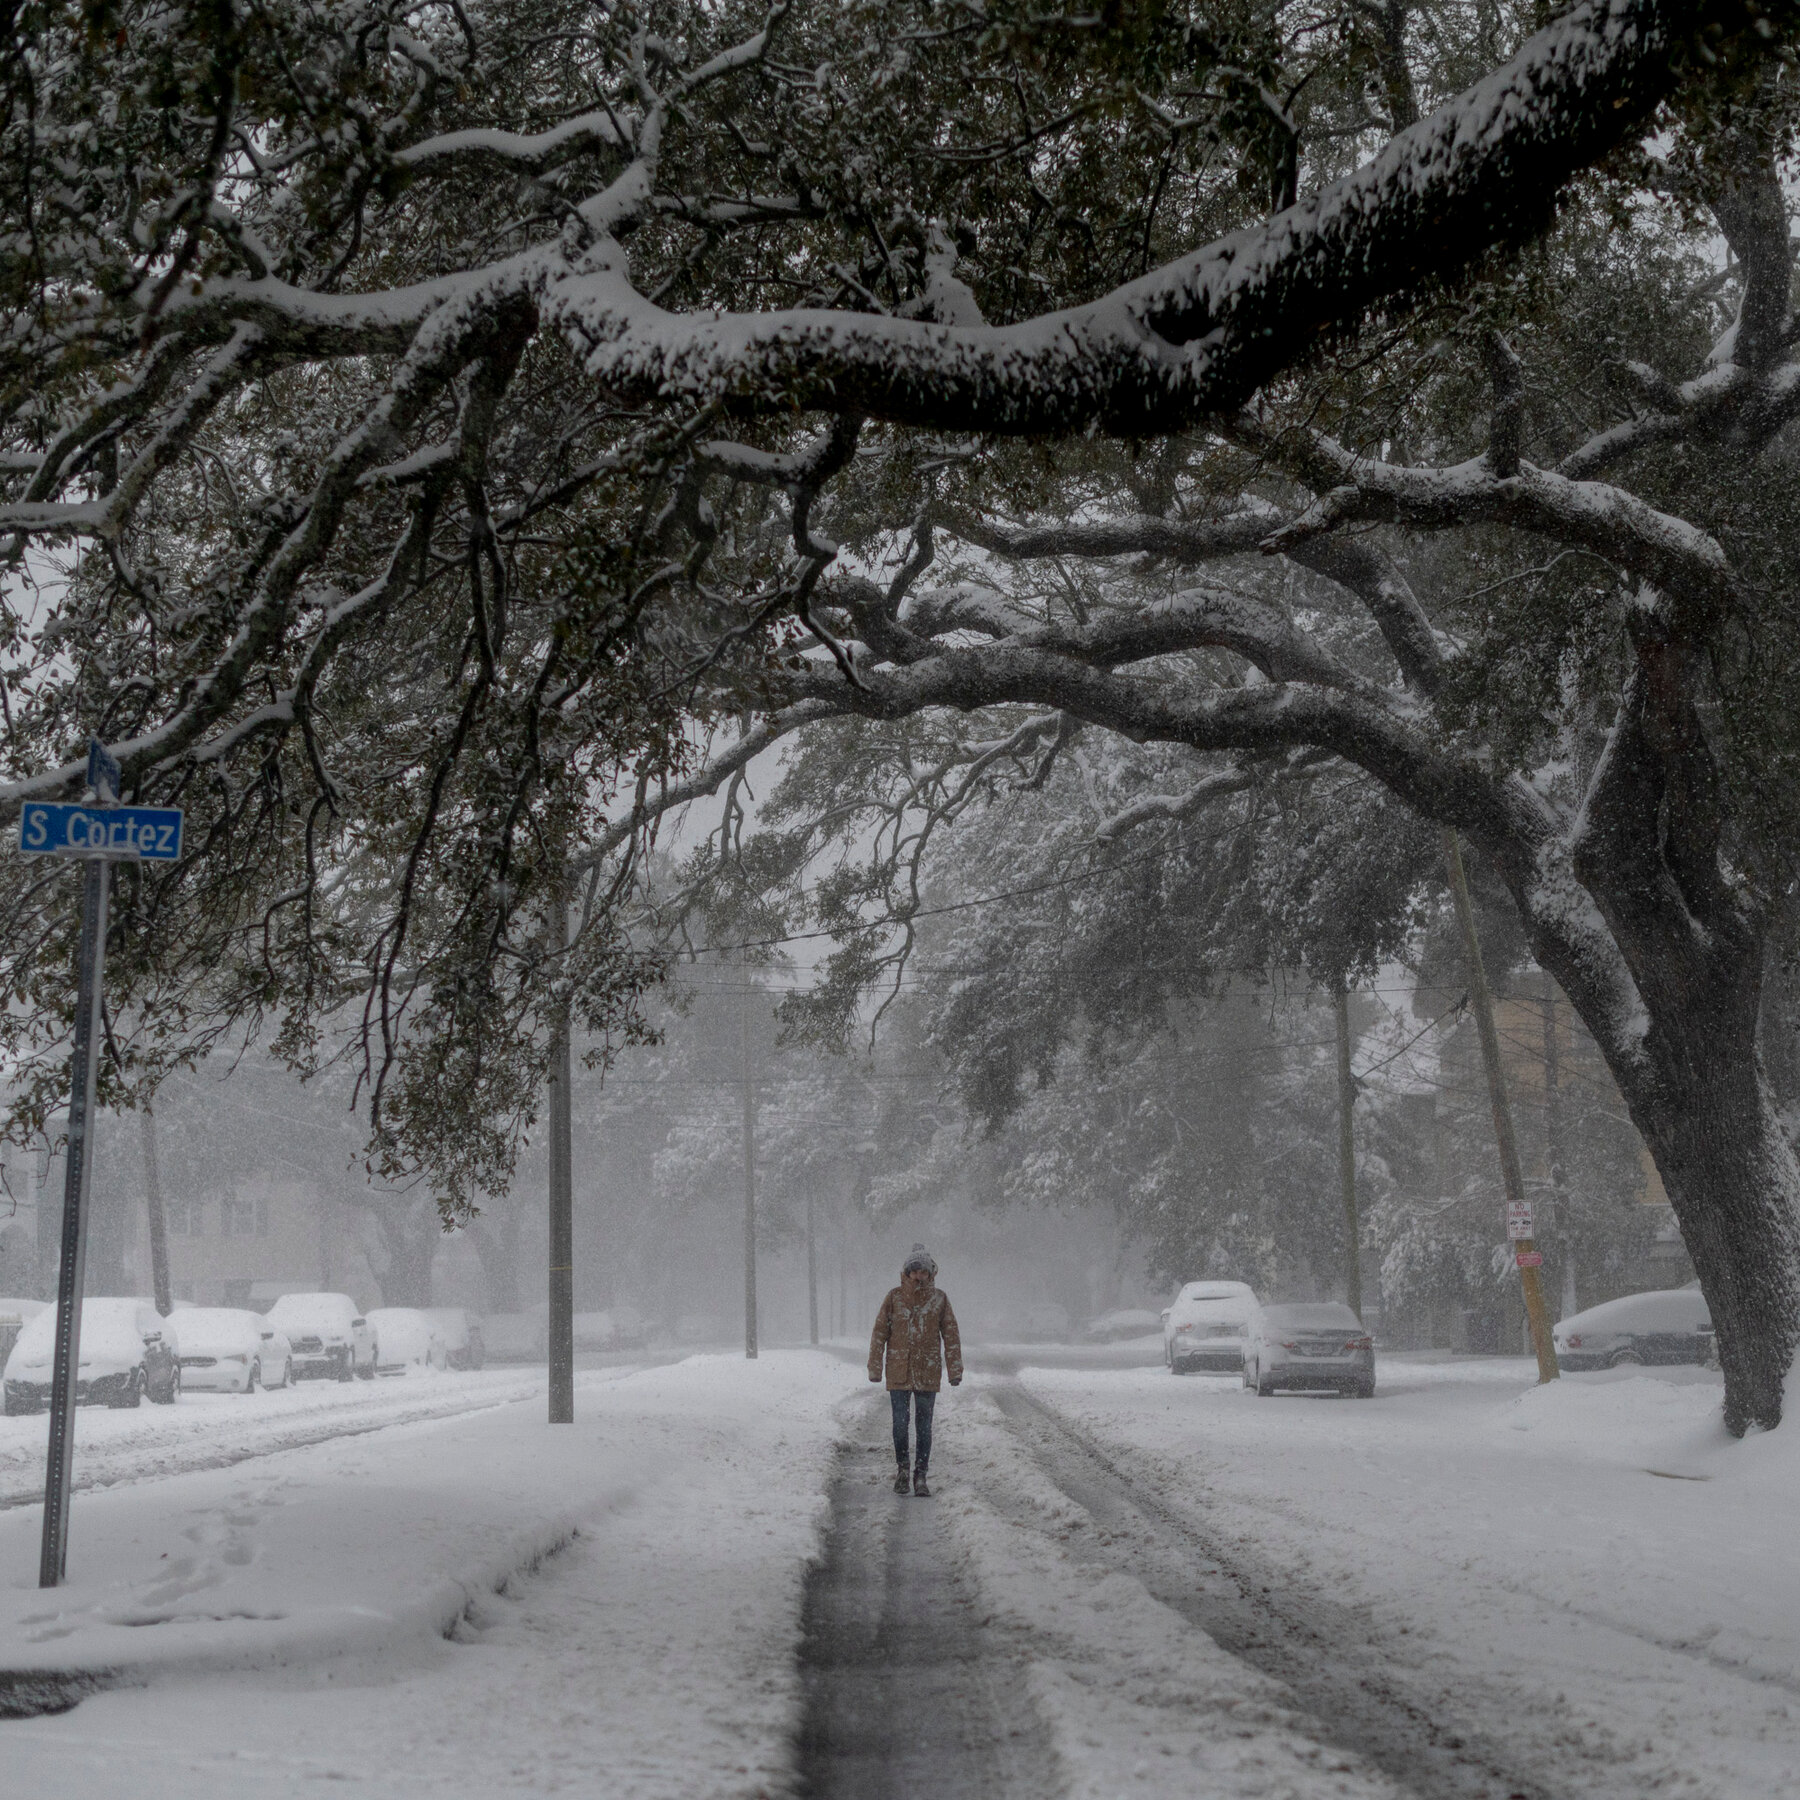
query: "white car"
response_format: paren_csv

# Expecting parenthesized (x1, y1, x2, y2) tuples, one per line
(367, 1307, 447, 1374)
(1162, 1280, 1260, 1373)
(266, 1291, 377, 1381)
(3, 1297, 181, 1410)
(174, 1306, 292, 1392)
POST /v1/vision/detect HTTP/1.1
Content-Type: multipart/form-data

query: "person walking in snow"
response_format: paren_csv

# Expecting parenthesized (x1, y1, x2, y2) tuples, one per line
(868, 1244, 963, 1497)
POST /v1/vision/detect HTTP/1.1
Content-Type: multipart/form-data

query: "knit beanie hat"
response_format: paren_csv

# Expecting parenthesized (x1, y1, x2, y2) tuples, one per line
(902, 1243, 937, 1275)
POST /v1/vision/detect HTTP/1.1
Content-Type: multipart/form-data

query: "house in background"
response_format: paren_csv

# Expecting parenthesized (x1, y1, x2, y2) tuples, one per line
(159, 1177, 381, 1311)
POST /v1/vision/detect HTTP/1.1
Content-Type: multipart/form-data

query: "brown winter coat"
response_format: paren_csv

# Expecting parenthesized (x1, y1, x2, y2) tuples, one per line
(868, 1283, 963, 1391)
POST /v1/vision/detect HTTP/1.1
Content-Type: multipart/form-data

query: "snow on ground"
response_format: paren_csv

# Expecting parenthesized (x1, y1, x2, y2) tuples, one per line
(1019, 1353, 1800, 1800)
(9, 1344, 1800, 1800)
(936, 1381, 1403, 1800)
(2, 1351, 862, 1798)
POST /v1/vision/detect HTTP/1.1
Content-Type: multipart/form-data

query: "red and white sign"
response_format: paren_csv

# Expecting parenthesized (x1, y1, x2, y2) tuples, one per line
(1506, 1199, 1535, 1242)
(1515, 1249, 1544, 1269)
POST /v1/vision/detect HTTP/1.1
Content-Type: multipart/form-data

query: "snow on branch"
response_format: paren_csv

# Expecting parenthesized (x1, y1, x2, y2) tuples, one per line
(1252, 430, 1736, 628)
(393, 111, 632, 171)
(1094, 751, 1331, 841)
(550, 0, 1781, 435)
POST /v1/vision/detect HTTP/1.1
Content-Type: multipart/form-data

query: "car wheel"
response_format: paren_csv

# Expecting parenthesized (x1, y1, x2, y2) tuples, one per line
(357, 1345, 377, 1380)
(1352, 1381, 1374, 1398)
(151, 1364, 179, 1404)
(1608, 1349, 1645, 1368)
(281, 1357, 292, 1389)
(112, 1368, 144, 1409)
(336, 1350, 355, 1382)
(1255, 1368, 1276, 1397)
(247, 1360, 261, 1393)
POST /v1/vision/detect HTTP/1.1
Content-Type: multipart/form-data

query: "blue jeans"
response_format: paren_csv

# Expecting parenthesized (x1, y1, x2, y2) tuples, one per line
(890, 1389, 936, 1471)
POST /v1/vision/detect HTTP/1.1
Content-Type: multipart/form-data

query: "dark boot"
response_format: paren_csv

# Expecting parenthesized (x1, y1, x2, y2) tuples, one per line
(912, 1467, 931, 1497)
(893, 1463, 911, 1494)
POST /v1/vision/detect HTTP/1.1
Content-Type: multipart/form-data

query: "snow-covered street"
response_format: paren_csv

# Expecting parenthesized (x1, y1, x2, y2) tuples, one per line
(5, 1347, 1797, 1799)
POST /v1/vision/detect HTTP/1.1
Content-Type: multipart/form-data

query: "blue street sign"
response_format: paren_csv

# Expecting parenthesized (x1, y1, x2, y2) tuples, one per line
(18, 802, 184, 861)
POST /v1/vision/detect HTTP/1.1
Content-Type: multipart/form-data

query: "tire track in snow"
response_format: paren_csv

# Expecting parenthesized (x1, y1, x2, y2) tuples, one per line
(990, 1379, 1559, 1800)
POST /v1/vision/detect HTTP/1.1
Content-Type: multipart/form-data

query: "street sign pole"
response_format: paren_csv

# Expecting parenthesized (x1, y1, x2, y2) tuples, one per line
(39, 850, 109, 1586)
(21, 740, 183, 1587)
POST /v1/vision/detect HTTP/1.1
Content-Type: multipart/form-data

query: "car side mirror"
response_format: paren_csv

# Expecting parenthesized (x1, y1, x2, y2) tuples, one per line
(1159, 1309, 1170, 1323)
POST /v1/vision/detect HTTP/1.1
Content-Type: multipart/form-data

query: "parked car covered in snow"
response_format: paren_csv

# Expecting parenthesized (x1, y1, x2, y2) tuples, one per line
(0, 1296, 46, 1369)
(426, 1309, 485, 1370)
(174, 1306, 292, 1392)
(1244, 1302, 1374, 1397)
(368, 1307, 447, 1374)
(572, 1308, 650, 1352)
(1162, 1281, 1260, 1373)
(1079, 1309, 1163, 1344)
(266, 1291, 376, 1381)
(1552, 1286, 1713, 1371)
(3, 1297, 181, 1411)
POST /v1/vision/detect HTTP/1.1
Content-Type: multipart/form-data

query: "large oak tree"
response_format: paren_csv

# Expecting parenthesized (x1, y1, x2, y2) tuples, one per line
(2, 0, 1796, 1419)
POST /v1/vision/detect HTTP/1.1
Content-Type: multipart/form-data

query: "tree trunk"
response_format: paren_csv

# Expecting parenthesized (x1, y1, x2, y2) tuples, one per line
(1620, 1018, 1800, 1435)
(374, 1202, 439, 1306)
(470, 1209, 521, 1314)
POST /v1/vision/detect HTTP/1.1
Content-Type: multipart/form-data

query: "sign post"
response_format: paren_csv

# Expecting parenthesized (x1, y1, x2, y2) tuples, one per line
(20, 741, 182, 1586)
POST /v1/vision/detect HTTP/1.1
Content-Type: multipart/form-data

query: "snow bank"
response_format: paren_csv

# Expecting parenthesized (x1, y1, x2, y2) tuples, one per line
(1490, 1363, 1728, 1469)
(1, 1351, 861, 1795)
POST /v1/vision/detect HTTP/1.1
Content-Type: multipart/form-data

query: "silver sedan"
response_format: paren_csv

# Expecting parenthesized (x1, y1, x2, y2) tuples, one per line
(1244, 1302, 1375, 1398)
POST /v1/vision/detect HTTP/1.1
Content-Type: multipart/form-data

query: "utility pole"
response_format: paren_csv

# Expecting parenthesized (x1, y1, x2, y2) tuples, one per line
(741, 983, 758, 1359)
(806, 1183, 819, 1346)
(140, 1104, 171, 1317)
(1543, 973, 1575, 1318)
(1443, 828, 1558, 1383)
(1331, 972, 1363, 1321)
(547, 896, 574, 1423)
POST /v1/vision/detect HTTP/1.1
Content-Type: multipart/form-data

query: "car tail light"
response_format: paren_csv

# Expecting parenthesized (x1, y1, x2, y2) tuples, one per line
(1280, 1340, 1300, 1349)
(1175, 1323, 1193, 1333)
(1344, 1337, 1372, 1351)
(1565, 1334, 1582, 1348)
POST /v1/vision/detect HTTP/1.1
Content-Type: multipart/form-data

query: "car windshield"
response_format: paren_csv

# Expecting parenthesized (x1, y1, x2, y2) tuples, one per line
(269, 1294, 352, 1329)
(174, 1309, 260, 1354)
(1564, 1290, 1709, 1335)
(1184, 1300, 1251, 1330)
(10, 1298, 146, 1362)
(1261, 1305, 1363, 1333)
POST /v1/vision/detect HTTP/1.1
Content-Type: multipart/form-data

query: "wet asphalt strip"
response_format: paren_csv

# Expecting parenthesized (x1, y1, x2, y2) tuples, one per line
(986, 1379, 1558, 1800)
(794, 1399, 1058, 1800)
